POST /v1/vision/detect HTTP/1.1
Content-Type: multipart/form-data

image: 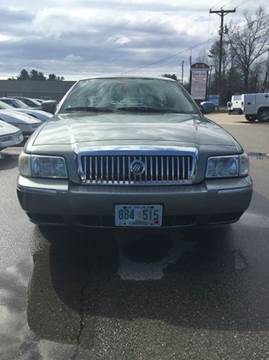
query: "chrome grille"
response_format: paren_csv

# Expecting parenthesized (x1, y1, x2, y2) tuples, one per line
(78, 150, 196, 185)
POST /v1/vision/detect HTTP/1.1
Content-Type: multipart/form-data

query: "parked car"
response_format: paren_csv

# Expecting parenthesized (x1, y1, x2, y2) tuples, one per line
(0, 120, 23, 150)
(200, 101, 216, 114)
(17, 76, 252, 228)
(14, 97, 42, 109)
(228, 95, 244, 114)
(34, 98, 52, 104)
(34, 98, 45, 104)
(0, 100, 53, 123)
(0, 109, 41, 136)
(243, 93, 269, 122)
(0, 97, 30, 109)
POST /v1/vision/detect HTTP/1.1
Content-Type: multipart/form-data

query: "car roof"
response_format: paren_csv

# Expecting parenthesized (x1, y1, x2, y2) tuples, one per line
(15, 96, 29, 99)
(15, 96, 36, 100)
(0, 97, 27, 103)
(78, 75, 176, 82)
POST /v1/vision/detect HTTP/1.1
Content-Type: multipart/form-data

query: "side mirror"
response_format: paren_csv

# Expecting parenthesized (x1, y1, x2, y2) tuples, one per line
(41, 100, 57, 114)
(199, 106, 206, 114)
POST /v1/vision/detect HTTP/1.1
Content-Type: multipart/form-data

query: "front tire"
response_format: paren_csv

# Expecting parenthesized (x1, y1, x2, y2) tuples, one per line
(257, 108, 269, 122)
(245, 115, 256, 122)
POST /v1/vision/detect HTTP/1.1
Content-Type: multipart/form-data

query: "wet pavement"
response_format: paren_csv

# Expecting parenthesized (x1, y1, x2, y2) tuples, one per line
(0, 114, 269, 360)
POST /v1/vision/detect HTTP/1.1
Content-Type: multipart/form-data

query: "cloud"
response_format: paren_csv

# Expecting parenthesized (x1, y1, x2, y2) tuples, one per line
(0, 34, 18, 42)
(111, 35, 132, 46)
(0, 7, 33, 34)
(0, 1, 267, 79)
(64, 54, 83, 62)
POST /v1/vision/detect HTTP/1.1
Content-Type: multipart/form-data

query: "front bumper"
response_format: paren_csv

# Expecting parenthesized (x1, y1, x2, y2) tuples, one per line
(17, 175, 253, 228)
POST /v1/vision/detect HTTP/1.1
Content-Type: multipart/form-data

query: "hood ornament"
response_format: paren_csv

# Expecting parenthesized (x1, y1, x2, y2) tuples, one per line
(130, 160, 145, 176)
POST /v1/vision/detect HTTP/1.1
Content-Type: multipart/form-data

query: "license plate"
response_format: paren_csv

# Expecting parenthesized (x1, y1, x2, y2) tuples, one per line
(115, 205, 163, 227)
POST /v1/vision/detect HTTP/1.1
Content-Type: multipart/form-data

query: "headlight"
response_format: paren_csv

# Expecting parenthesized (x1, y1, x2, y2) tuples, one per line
(18, 132, 24, 142)
(19, 153, 67, 179)
(206, 154, 249, 178)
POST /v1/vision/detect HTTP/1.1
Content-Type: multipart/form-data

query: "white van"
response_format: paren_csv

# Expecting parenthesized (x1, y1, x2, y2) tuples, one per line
(228, 95, 244, 114)
(243, 93, 269, 122)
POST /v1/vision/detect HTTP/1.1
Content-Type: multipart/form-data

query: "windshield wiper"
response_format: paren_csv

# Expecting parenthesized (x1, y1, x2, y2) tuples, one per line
(63, 106, 114, 113)
(63, 106, 192, 114)
(116, 106, 180, 113)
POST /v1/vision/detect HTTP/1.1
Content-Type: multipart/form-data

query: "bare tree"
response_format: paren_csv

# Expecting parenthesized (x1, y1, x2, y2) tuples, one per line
(228, 7, 269, 91)
(208, 39, 229, 94)
(195, 50, 209, 65)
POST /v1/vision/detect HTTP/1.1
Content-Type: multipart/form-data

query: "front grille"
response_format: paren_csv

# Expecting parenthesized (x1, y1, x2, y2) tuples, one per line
(79, 151, 196, 185)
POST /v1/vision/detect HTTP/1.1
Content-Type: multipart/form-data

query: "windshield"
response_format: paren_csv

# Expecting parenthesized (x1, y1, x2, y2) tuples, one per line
(18, 97, 40, 107)
(59, 78, 199, 114)
(233, 95, 242, 101)
(13, 99, 31, 108)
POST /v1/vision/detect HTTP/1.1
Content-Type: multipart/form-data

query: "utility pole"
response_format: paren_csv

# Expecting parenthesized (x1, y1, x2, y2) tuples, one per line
(189, 54, 192, 93)
(209, 8, 236, 102)
(208, 65, 213, 95)
(262, 48, 269, 92)
(181, 60, 184, 84)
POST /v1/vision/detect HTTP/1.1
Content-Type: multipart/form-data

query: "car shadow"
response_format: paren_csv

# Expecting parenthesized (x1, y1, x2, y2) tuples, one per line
(237, 120, 269, 125)
(0, 153, 19, 170)
(26, 197, 269, 351)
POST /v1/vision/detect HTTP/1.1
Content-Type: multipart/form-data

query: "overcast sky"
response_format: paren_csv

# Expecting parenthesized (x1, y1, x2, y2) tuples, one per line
(0, 0, 267, 80)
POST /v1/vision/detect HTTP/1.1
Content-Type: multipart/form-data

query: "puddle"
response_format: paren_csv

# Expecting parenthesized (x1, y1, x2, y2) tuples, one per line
(117, 235, 195, 281)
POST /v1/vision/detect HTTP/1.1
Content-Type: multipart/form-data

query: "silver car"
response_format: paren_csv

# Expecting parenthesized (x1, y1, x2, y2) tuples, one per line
(0, 99, 53, 123)
(0, 120, 23, 150)
(0, 109, 41, 136)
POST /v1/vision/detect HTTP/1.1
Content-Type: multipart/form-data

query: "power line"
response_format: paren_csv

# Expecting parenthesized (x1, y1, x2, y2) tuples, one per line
(108, 0, 246, 73)
(105, 9, 217, 72)
(210, 0, 228, 10)
(220, 0, 254, 11)
(124, 38, 215, 74)
(234, 0, 254, 9)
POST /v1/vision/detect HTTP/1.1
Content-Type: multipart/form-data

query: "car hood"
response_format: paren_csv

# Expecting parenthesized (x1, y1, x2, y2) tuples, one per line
(0, 119, 20, 135)
(32, 112, 240, 150)
(0, 109, 41, 124)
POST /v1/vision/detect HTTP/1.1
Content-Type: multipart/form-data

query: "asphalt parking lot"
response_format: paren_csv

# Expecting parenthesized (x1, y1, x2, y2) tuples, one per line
(0, 113, 269, 360)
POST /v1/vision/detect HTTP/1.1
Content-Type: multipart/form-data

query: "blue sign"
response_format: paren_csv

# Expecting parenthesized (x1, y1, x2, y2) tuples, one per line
(208, 95, 220, 106)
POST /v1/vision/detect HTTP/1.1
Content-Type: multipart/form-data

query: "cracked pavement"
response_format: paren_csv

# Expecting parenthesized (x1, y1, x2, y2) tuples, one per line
(0, 113, 269, 359)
